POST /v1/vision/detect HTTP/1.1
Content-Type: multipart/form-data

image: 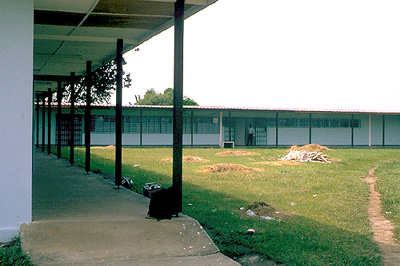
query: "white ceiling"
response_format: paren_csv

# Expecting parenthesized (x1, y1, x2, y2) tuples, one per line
(34, 0, 217, 92)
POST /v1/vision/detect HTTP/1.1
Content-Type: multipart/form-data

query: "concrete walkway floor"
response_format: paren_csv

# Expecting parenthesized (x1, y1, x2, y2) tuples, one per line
(20, 150, 240, 266)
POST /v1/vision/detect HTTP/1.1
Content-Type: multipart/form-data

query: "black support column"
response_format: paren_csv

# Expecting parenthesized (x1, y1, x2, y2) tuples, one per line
(191, 110, 194, 146)
(70, 72, 75, 165)
(85, 61, 92, 173)
(41, 93, 46, 152)
(139, 109, 143, 146)
(36, 96, 40, 149)
(351, 114, 354, 147)
(173, 0, 185, 213)
(229, 111, 232, 142)
(115, 39, 123, 187)
(57, 80, 62, 159)
(47, 88, 52, 154)
(275, 112, 279, 147)
(309, 113, 312, 144)
(382, 115, 385, 146)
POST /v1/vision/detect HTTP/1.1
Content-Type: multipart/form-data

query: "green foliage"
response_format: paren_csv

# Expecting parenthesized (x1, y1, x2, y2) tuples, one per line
(62, 59, 132, 104)
(135, 88, 198, 106)
(57, 147, 400, 265)
(0, 237, 32, 266)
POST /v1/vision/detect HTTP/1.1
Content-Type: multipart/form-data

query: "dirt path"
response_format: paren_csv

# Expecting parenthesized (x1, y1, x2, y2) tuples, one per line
(363, 165, 400, 265)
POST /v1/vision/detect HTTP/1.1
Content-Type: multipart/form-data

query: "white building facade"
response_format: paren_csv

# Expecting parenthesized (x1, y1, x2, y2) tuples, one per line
(35, 105, 400, 148)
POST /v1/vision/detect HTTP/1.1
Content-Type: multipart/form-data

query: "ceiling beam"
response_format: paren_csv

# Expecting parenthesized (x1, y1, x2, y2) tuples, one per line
(34, 34, 139, 44)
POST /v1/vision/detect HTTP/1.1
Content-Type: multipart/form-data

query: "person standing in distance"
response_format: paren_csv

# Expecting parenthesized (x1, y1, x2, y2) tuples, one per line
(247, 124, 255, 146)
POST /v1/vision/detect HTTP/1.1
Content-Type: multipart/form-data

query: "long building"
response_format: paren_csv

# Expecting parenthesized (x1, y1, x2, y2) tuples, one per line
(35, 104, 400, 147)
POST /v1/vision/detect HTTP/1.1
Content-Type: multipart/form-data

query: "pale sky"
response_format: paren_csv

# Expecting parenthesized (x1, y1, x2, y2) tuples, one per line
(118, 0, 400, 111)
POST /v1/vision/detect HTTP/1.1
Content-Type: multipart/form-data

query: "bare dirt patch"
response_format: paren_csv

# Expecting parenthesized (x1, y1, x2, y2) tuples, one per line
(198, 163, 264, 174)
(363, 165, 400, 265)
(161, 156, 210, 163)
(216, 150, 261, 156)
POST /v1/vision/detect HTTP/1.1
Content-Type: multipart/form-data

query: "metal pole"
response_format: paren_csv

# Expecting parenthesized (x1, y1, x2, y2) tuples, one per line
(70, 72, 75, 165)
(369, 114, 372, 147)
(219, 112, 223, 147)
(47, 88, 52, 154)
(382, 115, 385, 146)
(85, 61, 92, 173)
(275, 112, 279, 147)
(36, 96, 40, 149)
(173, 0, 185, 213)
(42, 93, 46, 152)
(351, 114, 354, 147)
(140, 109, 143, 146)
(57, 80, 62, 159)
(191, 110, 194, 146)
(309, 113, 312, 144)
(229, 111, 232, 141)
(115, 39, 123, 187)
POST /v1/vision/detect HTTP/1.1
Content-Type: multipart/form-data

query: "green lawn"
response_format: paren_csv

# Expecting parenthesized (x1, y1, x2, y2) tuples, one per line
(56, 146, 400, 265)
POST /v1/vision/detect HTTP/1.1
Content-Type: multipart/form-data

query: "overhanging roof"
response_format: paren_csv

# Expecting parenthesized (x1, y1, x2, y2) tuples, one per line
(33, 0, 217, 91)
(45, 103, 400, 115)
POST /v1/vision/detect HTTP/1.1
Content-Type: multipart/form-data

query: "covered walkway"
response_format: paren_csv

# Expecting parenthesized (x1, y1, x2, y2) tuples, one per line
(20, 150, 239, 266)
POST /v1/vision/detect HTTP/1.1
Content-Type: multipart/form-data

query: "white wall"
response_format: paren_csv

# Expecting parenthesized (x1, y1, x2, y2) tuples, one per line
(0, 0, 33, 242)
(279, 128, 309, 145)
(371, 115, 384, 146)
(385, 115, 400, 145)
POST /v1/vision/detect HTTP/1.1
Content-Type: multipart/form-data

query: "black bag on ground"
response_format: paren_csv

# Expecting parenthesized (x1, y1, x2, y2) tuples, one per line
(148, 187, 179, 220)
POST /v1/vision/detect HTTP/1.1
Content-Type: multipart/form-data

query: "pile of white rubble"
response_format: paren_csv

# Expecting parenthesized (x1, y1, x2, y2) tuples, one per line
(281, 150, 329, 163)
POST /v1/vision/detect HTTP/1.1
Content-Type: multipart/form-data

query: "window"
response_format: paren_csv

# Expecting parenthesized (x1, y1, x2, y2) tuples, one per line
(350, 119, 361, 128)
(123, 116, 140, 133)
(93, 115, 113, 133)
(311, 118, 320, 128)
(320, 119, 329, 128)
(340, 119, 350, 128)
(195, 117, 219, 134)
(183, 117, 192, 134)
(223, 117, 235, 141)
(299, 118, 309, 127)
(330, 119, 339, 128)
(161, 117, 172, 134)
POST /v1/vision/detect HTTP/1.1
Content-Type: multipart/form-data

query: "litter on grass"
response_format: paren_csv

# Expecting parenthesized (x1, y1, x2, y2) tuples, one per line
(242, 201, 294, 221)
(281, 144, 332, 163)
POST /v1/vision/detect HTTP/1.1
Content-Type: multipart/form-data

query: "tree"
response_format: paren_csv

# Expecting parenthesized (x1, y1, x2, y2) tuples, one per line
(135, 88, 198, 106)
(62, 59, 132, 104)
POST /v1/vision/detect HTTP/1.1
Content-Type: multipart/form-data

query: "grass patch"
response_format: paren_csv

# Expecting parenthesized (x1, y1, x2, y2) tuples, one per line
(0, 237, 32, 266)
(54, 146, 400, 265)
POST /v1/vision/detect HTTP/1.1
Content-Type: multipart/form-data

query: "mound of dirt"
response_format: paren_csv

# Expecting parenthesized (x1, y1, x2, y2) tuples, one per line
(288, 144, 331, 153)
(244, 201, 294, 221)
(161, 156, 210, 163)
(216, 150, 261, 156)
(199, 163, 264, 174)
